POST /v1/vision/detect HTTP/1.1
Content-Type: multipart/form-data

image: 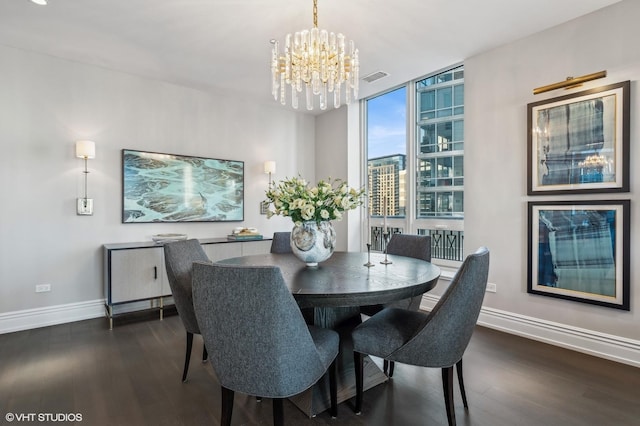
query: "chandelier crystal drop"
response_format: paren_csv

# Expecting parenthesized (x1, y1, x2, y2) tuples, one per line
(271, 0, 359, 111)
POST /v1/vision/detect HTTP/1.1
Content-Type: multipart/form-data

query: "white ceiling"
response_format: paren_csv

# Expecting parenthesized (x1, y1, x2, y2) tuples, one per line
(0, 0, 621, 113)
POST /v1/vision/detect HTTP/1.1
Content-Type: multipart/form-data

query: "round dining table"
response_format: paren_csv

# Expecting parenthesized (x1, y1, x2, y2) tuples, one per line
(217, 251, 441, 309)
(216, 251, 441, 417)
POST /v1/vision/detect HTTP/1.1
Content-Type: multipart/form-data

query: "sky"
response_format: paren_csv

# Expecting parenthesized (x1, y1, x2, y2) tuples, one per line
(366, 86, 407, 159)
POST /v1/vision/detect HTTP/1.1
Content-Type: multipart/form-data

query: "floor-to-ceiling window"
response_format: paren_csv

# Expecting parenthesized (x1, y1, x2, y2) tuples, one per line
(365, 65, 464, 264)
(365, 86, 406, 251)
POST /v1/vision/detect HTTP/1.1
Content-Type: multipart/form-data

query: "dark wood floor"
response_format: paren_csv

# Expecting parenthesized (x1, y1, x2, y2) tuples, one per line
(1, 312, 639, 425)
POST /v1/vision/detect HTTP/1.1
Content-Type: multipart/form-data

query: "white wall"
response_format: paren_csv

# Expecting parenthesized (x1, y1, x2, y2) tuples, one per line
(0, 44, 314, 316)
(315, 106, 349, 250)
(464, 0, 640, 341)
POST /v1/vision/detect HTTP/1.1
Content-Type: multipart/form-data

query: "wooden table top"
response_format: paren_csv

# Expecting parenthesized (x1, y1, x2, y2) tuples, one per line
(216, 251, 441, 309)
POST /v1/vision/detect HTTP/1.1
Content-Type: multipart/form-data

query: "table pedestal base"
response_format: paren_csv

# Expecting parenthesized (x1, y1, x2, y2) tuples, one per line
(289, 308, 389, 417)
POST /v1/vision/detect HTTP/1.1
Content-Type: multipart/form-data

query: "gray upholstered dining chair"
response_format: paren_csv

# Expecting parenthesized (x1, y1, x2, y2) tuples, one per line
(192, 262, 339, 426)
(360, 233, 431, 375)
(163, 239, 211, 382)
(270, 231, 318, 324)
(352, 247, 490, 426)
(270, 231, 292, 254)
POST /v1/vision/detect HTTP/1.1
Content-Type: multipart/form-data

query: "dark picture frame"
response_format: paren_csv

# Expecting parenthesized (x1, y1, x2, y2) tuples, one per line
(527, 200, 630, 310)
(122, 149, 244, 223)
(527, 81, 630, 195)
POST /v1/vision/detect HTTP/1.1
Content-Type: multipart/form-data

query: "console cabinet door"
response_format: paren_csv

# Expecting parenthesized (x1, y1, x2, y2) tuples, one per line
(202, 242, 243, 261)
(241, 240, 272, 255)
(109, 247, 166, 303)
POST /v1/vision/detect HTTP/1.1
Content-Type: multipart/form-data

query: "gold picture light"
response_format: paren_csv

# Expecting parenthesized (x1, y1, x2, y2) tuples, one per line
(533, 70, 607, 95)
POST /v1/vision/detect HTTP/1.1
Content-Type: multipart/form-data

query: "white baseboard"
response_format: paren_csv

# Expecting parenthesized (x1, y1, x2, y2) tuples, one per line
(420, 294, 640, 368)
(4, 296, 640, 368)
(0, 299, 105, 334)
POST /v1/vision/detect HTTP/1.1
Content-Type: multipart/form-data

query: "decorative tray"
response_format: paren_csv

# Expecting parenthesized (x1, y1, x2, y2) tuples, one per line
(152, 233, 188, 244)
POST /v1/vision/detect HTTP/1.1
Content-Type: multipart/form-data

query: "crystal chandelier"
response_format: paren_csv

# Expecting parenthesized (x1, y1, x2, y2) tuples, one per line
(271, 0, 359, 111)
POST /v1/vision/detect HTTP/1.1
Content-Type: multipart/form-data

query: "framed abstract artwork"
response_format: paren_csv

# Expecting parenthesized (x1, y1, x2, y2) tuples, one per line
(527, 200, 630, 310)
(122, 149, 244, 223)
(527, 81, 630, 195)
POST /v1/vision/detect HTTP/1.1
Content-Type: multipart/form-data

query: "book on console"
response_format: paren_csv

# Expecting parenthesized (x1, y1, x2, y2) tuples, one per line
(227, 234, 263, 241)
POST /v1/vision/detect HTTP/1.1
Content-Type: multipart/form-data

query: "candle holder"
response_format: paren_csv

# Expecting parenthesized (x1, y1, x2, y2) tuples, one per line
(380, 232, 393, 265)
(364, 243, 375, 267)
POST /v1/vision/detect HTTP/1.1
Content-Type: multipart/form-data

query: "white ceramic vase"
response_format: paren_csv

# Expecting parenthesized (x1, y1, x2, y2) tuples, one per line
(290, 221, 336, 267)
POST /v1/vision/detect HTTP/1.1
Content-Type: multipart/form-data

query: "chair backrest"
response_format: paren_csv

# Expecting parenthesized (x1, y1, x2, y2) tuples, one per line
(392, 247, 490, 367)
(386, 234, 431, 262)
(192, 262, 328, 398)
(163, 239, 210, 334)
(270, 232, 292, 254)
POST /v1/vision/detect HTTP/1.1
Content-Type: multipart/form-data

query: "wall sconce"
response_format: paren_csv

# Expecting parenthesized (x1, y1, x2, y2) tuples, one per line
(75, 140, 95, 216)
(264, 161, 276, 185)
(261, 161, 276, 215)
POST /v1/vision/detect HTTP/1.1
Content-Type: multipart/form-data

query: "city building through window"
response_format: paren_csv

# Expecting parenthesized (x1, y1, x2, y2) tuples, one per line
(365, 66, 464, 263)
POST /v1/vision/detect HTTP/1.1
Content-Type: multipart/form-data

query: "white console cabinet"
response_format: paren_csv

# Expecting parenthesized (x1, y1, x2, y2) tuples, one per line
(103, 238, 271, 328)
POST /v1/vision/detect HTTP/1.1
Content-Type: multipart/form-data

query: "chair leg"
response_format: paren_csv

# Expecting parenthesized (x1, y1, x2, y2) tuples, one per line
(221, 386, 234, 426)
(272, 398, 284, 426)
(456, 359, 468, 408)
(182, 331, 194, 382)
(354, 352, 364, 414)
(202, 344, 208, 363)
(382, 359, 396, 377)
(442, 366, 456, 426)
(329, 359, 338, 419)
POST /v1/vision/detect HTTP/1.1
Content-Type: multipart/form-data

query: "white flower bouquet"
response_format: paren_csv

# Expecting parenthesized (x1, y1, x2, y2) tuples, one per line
(264, 176, 365, 225)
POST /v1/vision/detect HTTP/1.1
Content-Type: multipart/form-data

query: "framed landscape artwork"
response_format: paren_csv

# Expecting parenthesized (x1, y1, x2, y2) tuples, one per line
(122, 149, 244, 223)
(527, 81, 630, 195)
(527, 200, 629, 310)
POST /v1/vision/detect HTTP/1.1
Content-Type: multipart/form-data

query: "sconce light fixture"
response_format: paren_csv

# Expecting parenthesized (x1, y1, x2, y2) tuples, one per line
(75, 140, 95, 216)
(261, 161, 276, 215)
(264, 160, 276, 186)
(533, 70, 607, 95)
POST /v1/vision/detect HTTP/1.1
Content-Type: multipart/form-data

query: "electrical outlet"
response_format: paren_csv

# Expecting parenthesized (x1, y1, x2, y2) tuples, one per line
(486, 282, 497, 293)
(36, 284, 51, 293)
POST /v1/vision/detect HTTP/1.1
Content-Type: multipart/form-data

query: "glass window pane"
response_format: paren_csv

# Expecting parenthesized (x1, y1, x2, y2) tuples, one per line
(420, 90, 435, 112)
(454, 155, 464, 177)
(437, 87, 452, 108)
(367, 87, 406, 219)
(436, 109, 452, 118)
(418, 76, 436, 87)
(453, 191, 464, 213)
(419, 124, 436, 154)
(415, 65, 464, 221)
(437, 157, 452, 178)
(418, 159, 435, 186)
(437, 122, 452, 151)
(436, 192, 451, 215)
(454, 84, 464, 106)
(453, 120, 463, 141)
(437, 72, 452, 84)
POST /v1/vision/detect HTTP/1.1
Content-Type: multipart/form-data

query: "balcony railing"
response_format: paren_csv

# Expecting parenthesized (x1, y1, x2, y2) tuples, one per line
(418, 228, 464, 262)
(368, 227, 464, 262)
(369, 226, 403, 252)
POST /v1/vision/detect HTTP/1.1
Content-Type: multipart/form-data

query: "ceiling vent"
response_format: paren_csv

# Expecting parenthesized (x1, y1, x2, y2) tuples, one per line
(362, 71, 389, 83)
